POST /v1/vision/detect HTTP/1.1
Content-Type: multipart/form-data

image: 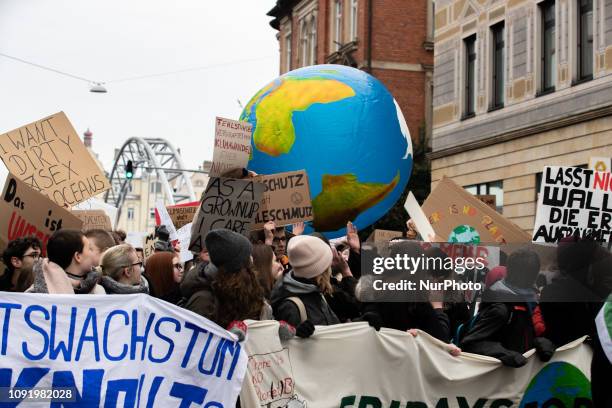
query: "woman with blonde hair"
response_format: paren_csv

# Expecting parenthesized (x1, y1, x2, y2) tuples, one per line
(99, 244, 149, 294)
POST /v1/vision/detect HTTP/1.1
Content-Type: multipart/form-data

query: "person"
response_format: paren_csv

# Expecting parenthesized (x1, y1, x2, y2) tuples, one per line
(85, 229, 116, 267)
(99, 244, 149, 294)
(460, 248, 555, 367)
(29, 229, 105, 294)
(181, 229, 276, 335)
(135, 247, 144, 264)
(145, 251, 183, 304)
(252, 244, 283, 300)
(271, 235, 340, 336)
(0, 236, 41, 292)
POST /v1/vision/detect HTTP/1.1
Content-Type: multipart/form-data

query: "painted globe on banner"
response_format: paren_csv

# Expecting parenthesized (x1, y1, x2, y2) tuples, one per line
(240, 64, 413, 238)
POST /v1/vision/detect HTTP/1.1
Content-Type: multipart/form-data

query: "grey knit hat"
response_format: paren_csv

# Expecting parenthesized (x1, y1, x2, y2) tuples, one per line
(204, 229, 252, 274)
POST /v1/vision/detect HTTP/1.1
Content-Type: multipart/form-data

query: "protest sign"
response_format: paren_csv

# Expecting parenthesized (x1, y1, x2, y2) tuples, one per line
(189, 177, 264, 253)
(176, 222, 194, 263)
(404, 191, 436, 242)
(589, 157, 611, 173)
(476, 195, 496, 210)
(0, 174, 83, 254)
(73, 198, 118, 229)
(0, 112, 111, 207)
(252, 170, 313, 229)
(240, 321, 593, 407)
(209, 117, 252, 177)
(155, 200, 178, 241)
(422, 177, 531, 244)
(125, 231, 147, 249)
(0, 293, 247, 407)
(143, 233, 157, 260)
(366, 229, 403, 242)
(165, 202, 199, 229)
(72, 210, 112, 232)
(533, 166, 612, 243)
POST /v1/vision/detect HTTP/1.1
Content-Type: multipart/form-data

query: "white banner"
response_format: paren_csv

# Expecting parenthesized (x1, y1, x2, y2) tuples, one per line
(0, 293, 247, 407)
(240, 321, 593, 408)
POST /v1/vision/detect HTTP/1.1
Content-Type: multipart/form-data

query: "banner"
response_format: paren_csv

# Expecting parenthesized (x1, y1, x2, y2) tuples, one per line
(189, 177, 264, 253)
(72, 198, 118, 229)
(0, 174, 83, 254)
(240, 321, 593, 408)
(589, 157, 611, 173)
(0, 112, 111, 207)
(72, 210, 112, 232)
(209, 117, 252, 177)
(533, 166, 612, 243)
(423, 177, 531, 244)
(252, 170, 313, 230)
(0, 293, 247, 407)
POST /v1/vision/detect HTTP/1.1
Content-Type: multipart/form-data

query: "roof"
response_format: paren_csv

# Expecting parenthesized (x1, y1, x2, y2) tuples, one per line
(267, 0, 300, 30)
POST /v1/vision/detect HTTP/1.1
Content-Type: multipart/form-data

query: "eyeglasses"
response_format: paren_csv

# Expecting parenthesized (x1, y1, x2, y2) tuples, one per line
(173, 263, 184, 271)
(130, 261, 143, 268)
(22, 252, 41, 260)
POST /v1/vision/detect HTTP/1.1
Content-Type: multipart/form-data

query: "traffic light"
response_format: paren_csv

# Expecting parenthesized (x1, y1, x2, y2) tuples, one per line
(126, 160, 134, 179)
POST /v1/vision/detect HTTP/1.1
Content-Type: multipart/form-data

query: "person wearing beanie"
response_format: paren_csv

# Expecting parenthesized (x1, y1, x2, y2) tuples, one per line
(270, 235, 340, 336)
(180, 229, 276, 340)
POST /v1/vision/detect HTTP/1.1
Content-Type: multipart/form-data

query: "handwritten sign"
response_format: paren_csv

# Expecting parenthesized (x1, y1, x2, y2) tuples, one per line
(0, 174, 83, 254)
(533, 166, 612, 243)
(166, 202, 199, 229)
(366, 229, 403, 243)
(252, 170, 313, 229)
(209, 117, 252, 177)
(143, 232, 157, 260)
(245, 349, 295, 407)
(73, 198, 118, 229)
(189, 177, 264, 252)
(0, 112, 111, 207)
(476, 195, 497, 210)
(72, 209, 112, 232)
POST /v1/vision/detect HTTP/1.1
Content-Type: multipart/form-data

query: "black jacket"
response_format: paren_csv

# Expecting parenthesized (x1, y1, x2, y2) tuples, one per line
(327, 275, 361, 322)
(270, 272, 340, 328)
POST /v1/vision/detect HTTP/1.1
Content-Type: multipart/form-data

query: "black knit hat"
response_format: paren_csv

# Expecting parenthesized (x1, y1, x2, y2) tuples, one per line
(204, 229, 252, 274)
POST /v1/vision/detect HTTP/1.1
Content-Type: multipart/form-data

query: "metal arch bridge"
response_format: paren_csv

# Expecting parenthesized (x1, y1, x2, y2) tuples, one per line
(104, 137, 196, 220)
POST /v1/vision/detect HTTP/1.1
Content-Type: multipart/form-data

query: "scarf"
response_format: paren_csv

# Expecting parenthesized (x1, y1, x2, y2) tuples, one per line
(99, 275, 149, 295)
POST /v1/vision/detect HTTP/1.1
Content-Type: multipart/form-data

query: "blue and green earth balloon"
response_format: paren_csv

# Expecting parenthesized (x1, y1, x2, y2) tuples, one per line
(240, 64, 412, 238)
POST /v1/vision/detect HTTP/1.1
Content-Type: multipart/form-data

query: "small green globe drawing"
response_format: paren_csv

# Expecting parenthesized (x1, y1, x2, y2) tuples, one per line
(448, 225, 481, 244)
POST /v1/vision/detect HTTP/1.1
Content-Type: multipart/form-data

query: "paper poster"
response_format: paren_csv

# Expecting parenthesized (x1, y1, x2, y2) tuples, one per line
(176, 222, 194, 263)
(165, 202, 199, 229)
(209, 117, 252, 177)
(0, 112, 111, 207)
(366, 229, 403, 243)
(72, 209, 112, 232)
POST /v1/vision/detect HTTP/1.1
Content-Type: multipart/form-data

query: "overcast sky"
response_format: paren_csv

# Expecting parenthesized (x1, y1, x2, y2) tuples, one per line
(0, 0, 279, 181)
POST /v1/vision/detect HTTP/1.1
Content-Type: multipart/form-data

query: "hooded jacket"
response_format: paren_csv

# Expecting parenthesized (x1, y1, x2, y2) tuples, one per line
(270, 271, 340, 328)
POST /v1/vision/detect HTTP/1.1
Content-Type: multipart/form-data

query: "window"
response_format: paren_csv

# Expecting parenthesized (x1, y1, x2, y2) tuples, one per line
(300, 19, 309, 66)
(334, 0, 343, 50)
(491, 22, 505, 109)
(464, 35, 477, 117)
(577, 0, 593, 81)
(350, 0, 358, 41)
(127, 207, 134, 220)
(541, 0, 556, 92)
(128, 182, 133, 193)
(309, 16, 317, 64)
(150, 181, 162, 194)
(149, 208, 156, 220)
(285, 32, 292, 72)
(465, 180, 504, 213)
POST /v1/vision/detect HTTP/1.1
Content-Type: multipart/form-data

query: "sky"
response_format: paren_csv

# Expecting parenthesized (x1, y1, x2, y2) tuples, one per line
(0, 0, 279, 181)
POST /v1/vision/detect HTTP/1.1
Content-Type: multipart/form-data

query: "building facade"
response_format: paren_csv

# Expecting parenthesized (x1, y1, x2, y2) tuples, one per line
(432, 0, 612, 233)
(268, 0, 435, 150)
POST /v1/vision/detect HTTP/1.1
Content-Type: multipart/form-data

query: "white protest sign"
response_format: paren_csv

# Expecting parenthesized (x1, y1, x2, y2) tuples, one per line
(240, 321, 593, 407)
(177, 222, 194, 263)
(0, 292, 247, 407)
(73, 198, 118, 229)
(533, 166, 612, 243)
(156, 199, 178, 241)
(209, 117, 252, 177)
(126, 231, 147, 249)
(404, 191, 436, 242)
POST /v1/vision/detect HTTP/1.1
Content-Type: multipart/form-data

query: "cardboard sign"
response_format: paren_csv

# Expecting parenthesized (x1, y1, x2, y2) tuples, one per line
(404, 191, 436, 242)
(589, 157, 611, 173)
(209, 117, 252, 177)
(189, 177, 264, 252)
(166, 202, 199, 229)
(476, 195, 497, 210)
(0, 174, 83, 254)
(143, 232, 157, 260)
(366, 229, 404, 243)
(252, 170, 313, 229)
(72, 209, 112, 232)
(422, 177, 531, 244)
(73, 198, 118, 228)
(0, 112, 111, 207)
(533, 166, 612, 243)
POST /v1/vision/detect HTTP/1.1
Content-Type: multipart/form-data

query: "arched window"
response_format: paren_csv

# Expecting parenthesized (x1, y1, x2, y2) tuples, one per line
(309, 15, 317, 64)
(300, 19, 309, 66)
(334, 0, 343, 50)
(350, 0, 358, 40)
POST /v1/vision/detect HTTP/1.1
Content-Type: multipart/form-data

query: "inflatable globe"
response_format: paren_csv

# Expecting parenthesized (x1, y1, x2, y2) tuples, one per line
(240, 64, 412, 238)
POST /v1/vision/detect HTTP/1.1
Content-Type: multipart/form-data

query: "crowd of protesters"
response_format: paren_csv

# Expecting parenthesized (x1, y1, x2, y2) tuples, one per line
(1, 215, 611, 405)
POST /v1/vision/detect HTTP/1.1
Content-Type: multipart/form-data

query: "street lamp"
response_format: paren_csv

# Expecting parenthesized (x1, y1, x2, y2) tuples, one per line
(90, 82, 107, 93)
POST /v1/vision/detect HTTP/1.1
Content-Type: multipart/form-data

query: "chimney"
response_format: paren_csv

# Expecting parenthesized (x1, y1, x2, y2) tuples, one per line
(83, 128, 93, 148)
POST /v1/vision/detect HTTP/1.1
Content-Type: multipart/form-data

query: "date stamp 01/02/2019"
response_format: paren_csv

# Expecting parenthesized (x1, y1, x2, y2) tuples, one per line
(0, 387, 77, 403)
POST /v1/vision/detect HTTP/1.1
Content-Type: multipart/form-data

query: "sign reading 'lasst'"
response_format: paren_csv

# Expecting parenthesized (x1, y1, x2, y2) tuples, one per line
(0, 112, 111, 207)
